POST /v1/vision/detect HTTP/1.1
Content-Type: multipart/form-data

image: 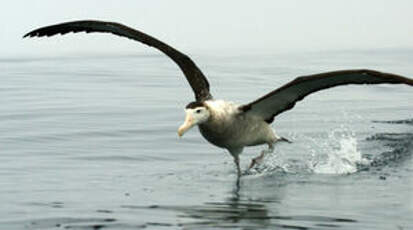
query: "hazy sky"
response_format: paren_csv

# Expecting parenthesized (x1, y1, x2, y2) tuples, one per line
(2, 0, 413, 57)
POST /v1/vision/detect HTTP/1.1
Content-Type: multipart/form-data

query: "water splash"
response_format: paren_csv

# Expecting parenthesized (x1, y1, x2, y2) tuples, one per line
(309, 127, 370, 174)
(248, 125, 371, 176)
(312, 136, 362, 174)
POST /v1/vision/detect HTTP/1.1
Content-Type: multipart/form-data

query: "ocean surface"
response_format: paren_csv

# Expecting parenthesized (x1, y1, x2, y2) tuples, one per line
(0, 50, 412, 229)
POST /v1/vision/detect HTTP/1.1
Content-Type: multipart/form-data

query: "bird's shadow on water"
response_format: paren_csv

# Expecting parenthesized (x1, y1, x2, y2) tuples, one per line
(173, 173, 358, 230)
(174, 175, 283, 229)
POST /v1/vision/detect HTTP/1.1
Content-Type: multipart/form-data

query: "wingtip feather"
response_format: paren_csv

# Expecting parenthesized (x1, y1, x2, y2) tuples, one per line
(22, 32, 32, 38)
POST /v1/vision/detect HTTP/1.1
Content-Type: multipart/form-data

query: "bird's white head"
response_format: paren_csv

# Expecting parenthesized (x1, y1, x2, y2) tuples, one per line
(178, 101, 210, 137)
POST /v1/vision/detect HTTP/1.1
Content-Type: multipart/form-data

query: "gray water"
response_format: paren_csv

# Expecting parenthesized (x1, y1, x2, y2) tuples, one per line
(0, 50, 412, 229)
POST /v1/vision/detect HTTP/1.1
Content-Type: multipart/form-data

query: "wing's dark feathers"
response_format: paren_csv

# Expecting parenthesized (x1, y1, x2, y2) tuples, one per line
(241, 69, 413, 123)
(24, 20, 212, 101)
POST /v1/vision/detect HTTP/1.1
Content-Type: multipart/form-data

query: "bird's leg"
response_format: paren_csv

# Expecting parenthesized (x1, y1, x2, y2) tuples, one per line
(248, 143, 274, 170)
(248, 136, 292, 170)
(229, 148, 243, 177)
(233, 155, 241, 177)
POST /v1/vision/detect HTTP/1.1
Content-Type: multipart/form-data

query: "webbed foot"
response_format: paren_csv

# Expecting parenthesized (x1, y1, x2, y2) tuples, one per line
(248, 152, 265, 170)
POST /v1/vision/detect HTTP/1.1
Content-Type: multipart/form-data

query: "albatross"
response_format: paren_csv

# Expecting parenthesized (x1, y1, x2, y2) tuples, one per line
(24, 20, 413, 176)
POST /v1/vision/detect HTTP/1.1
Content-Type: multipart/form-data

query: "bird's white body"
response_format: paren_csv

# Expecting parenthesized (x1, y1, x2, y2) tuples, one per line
(199, 100, 278, 156)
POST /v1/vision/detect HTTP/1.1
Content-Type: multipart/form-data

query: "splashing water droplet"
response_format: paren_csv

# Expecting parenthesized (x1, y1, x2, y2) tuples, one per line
(311, 130, 370, 174)
(250, 123, 371, 176)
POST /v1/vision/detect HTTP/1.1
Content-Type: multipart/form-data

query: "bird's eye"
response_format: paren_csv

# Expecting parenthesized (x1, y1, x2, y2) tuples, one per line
(195, 109, 201, 114)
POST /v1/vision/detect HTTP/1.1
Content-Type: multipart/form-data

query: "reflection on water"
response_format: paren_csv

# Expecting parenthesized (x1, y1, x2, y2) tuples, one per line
(118, 171, 366, 230)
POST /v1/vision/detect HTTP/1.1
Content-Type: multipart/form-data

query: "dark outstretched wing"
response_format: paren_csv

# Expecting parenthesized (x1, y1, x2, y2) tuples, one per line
(240, 69, 413, 123)
(24, 20, 212, 101)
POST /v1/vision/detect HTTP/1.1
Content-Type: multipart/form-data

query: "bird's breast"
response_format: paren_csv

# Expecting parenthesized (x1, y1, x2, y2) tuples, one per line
(198, 112, 274, 149)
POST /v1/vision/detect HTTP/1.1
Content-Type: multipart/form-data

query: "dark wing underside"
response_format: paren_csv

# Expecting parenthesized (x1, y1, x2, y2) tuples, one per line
(24, 20, 212, 101)
(240, 69, 413, 123)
